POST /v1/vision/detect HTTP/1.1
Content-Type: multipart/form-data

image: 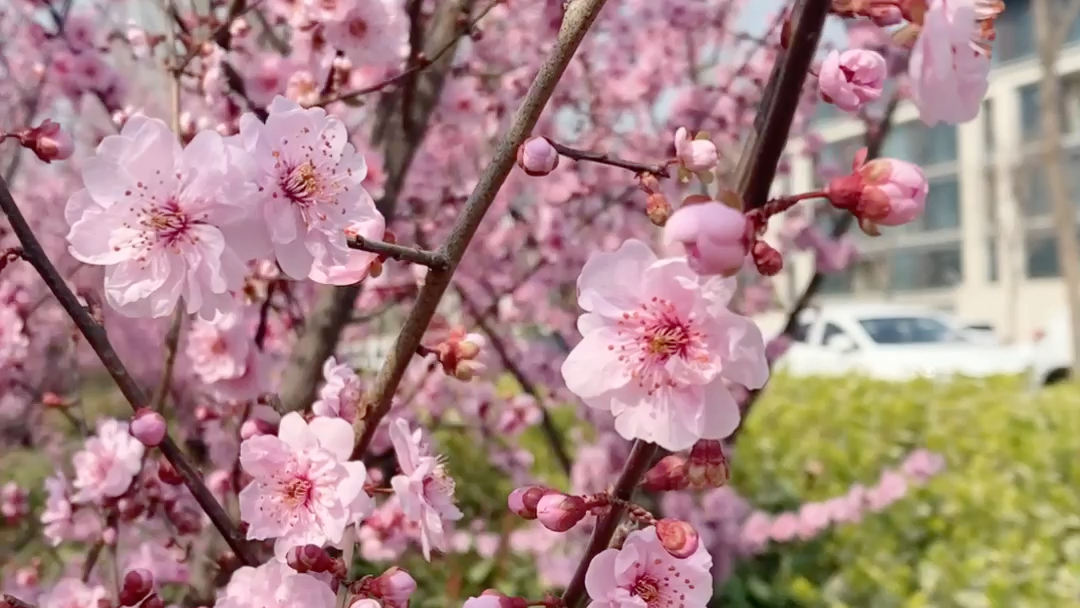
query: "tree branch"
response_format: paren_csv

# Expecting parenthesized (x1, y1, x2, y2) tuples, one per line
(346, 235, 449, 270)
(0, 176, 259, 567)
(274, 0, 478, 415)
(351, 0, 614, 456)
(2, 594, 35, 608)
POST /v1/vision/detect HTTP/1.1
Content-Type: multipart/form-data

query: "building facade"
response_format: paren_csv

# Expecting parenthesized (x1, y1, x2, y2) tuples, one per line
(775, 0, 1080, 342)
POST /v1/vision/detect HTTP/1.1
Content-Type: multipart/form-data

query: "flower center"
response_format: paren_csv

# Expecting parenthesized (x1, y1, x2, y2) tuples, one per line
(614, 297, 707, 394)
(281, 477, 313, 508)
(283, 161, 321, 205)
(349, 17, 368, 38)
(632, 576, 660, 606)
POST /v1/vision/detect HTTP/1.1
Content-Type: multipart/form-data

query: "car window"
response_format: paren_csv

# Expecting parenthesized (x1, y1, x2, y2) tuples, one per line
(820, 322, 850, 346)
(858, 316, 959, 344)
(790, 321, 811, 343)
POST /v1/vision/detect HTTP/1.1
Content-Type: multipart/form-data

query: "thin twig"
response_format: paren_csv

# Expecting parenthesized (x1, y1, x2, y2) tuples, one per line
(549, 141, 671, 178)
(80, 541, 104, 582)
(350, 0, 613, 457)
(347, 235, 450, 270)
(151, 306, 184, 411)
(0, 176, 259, 566)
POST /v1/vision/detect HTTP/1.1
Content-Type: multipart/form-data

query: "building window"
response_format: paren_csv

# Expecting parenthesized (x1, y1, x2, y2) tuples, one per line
(887, 245, 964, 291)
(988, 238, 999, 282)
(1024, 228, 1080, 278)
(881, 122, 958, 166)
(1019, 74, 1080, 143)
(991, 0, 1033, 64)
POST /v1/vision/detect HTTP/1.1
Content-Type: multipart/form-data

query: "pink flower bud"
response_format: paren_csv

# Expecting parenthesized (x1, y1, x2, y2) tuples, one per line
(286, 544, 335, 573)
(655, 519, 700, 559)
(687, 440, 729, 489)
(15, 119, 74, 163)
(463, 591, 528, 608)
(673, 127, 718, 172)
(516, 136, 559, 176)
(664, 201, 749, 276)
(825, 151, 928, 227)
(240, 417, 277, 440)
(535, 493, 586, 532)
(646, 193, 672, 226)
(372, 567, 417, 606)
(119, 568, 154, 606)
(130, 408, 166, 447)
(818, 49, 886, 112)
(350, 600, 381, 608)
(640, 455, 689, 492)
(507, 485, 556, 519)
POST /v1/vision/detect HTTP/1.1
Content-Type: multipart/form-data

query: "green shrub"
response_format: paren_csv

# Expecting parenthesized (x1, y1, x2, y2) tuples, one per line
(723, 374, 1080, 608)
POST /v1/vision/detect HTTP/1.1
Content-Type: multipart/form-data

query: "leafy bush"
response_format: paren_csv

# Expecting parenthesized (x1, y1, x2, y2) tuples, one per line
(723, 375, 1080, 608)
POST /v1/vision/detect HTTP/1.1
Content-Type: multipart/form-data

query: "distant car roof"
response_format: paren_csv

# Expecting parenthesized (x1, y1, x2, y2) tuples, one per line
(803, 302, 952, 321)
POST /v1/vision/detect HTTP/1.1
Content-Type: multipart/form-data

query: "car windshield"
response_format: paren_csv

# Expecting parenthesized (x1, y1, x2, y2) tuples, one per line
(857, 316, 961, 345)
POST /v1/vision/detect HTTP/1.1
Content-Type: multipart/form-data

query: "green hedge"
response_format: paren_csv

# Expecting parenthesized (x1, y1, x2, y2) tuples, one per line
(723, 374, 1080, 608)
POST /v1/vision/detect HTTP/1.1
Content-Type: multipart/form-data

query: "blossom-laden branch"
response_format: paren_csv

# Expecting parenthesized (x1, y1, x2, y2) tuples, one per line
(556, 1, 833, 606)
(315, 0, 504, 107)
(1, 594, 34, 608)
(346, 234, 449, 270)
(0, 176, 260, 567)
(351, 0, 612, 457)
(730, 93, 901, 444)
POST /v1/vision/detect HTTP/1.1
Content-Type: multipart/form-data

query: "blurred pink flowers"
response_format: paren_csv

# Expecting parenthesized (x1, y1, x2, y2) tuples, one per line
(71, 419, 145, 504)
(312, 356, 363, 423)
(561, 239, 768, 451)
(818, 49, 887, 112)
(673, 127, 719, 174)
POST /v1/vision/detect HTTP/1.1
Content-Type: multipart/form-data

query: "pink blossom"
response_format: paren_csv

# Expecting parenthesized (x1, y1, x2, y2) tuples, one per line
(124, 541, 190, 584)
(796, 502, 831, 540)
(739, 511, 773, 554)
(40, 474, 101, 546)
(816, 235, 858, 272)
(867, 470, 909, 512)
(909, 0, 990, 125)
(818, 49, 887, 112)
(65, 117, 259, 319)
(664, 202, 749, 277)
(238, 413, 373, 559)
(673, 127, 718, 173)
(584, 525, 712, 608)
(187, 309, 271, 402)
(561, 239, 769, 451)
(1, 482, 28, 521)
(900, 448, 945, 483)
(37, 579, 107, 608)
(323, 0, 405, 65)
(213, 560, 336, 608)
(308, 198, 386, 285)
(71, 419, 146, 504)
(130, 408, 167, 447)
(826, 151, 929, 226)
(232, 96, 371, 280)
(312, 356, 363, 422)
(388, 418, 463, 561)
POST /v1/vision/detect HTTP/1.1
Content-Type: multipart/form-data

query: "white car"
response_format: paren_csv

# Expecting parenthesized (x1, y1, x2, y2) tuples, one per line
(774, 303, 1032, 381)
(1029, 309, 1075, 386)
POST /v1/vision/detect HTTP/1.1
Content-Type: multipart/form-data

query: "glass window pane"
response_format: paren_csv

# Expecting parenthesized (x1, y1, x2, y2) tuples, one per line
(992, 0, 1033, 64)
(889, 246, 963, 290)
(880, 122, 957, 166)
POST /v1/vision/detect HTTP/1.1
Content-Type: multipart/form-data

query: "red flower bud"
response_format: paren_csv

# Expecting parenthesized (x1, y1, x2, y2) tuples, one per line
(157, 458, 184, 486)
(687, 440, 729, 489)
(640, 454, 689, 492)
(286, 544, 335, 574)
(751, 241, 783, 276)
(119, 568, 154, 606)
(507, 485, 556, 519)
